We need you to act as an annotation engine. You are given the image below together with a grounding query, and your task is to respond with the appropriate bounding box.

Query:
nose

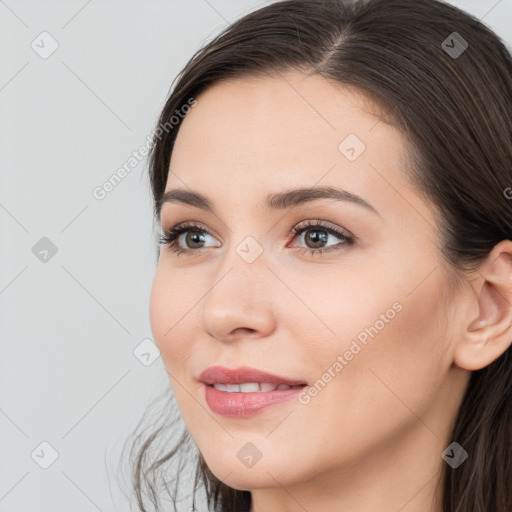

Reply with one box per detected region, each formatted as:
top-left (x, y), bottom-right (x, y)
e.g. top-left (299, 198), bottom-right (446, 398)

top-left (198, 248), bottom-right (277, 343)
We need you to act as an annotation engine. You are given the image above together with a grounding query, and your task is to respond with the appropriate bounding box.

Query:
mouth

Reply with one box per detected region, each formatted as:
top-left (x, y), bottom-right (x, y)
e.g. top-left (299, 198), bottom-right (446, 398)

top-left (208, 382), bottom-right (305, 393)
top-left (198, 365), bottom-right (307, 387)
top-left (202, 382), bottom-right (307, 417)
top-left (198, 366), bottom-right (308, 417)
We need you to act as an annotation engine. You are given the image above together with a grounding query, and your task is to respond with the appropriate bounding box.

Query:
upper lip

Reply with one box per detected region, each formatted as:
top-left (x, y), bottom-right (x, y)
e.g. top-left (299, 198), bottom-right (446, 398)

top-left (199, 365), bottom-right (307, 386)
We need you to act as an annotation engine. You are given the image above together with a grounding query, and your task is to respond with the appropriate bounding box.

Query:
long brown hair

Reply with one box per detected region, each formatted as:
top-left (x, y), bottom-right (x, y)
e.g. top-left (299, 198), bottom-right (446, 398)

top-left (120, 1), bottom-right (512, 510)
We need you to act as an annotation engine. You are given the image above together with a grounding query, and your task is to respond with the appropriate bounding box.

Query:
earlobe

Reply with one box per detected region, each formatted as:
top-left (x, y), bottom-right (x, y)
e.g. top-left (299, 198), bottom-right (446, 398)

top-left (454, 240), bottom-right (512, 371)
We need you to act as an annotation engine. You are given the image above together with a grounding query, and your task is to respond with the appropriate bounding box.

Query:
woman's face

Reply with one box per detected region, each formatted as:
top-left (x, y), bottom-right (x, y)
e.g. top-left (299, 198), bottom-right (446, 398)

top-left (149, 70), bottom-right (469, 494)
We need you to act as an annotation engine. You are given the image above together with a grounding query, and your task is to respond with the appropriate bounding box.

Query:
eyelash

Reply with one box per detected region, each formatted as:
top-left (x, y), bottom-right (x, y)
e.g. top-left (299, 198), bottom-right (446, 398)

top-left (158, 220), bottom-right (355, 257)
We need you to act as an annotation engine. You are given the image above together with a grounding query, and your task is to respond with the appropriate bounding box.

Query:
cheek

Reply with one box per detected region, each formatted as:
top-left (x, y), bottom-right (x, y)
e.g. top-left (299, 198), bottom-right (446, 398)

top-left (284, 273), bottom-right (450, 470)
top-left (149, 266), bottom-right (197, 369)
top-left (279, 261), bottom-right (405, 366)
top-left (319, 248), bottom-right (449, 369)
top-left (310, 267), bottom-right (450, 419)
top-left (292, 247), bottom-right (448, 389)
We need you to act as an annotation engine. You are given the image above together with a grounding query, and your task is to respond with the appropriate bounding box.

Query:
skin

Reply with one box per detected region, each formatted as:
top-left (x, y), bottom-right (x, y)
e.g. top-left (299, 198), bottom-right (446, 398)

top-left (149, 70), bottom-right (512, 512)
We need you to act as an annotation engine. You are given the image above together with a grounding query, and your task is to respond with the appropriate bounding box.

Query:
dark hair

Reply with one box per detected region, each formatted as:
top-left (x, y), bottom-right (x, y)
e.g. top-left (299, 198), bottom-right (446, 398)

top-left (121, 0), bottom-right (512, 510)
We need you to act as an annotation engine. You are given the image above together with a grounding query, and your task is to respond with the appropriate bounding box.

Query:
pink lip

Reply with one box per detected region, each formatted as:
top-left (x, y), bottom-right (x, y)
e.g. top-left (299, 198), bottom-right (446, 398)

top-left (199, 366), bottom-right (307, 417)
top-left (198, 365), bottom-right (307, 386)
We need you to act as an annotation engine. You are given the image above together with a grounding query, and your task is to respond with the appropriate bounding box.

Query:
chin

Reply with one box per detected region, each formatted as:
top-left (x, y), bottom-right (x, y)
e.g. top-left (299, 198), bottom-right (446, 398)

top-left (203, 451), bottom-right (305, 491)
top-left (213, 468), bottom-right (282, 491)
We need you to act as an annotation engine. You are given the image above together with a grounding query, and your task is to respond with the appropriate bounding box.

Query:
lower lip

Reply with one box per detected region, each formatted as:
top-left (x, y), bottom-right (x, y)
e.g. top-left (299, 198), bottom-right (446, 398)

top-left (203, 383), bottom-right (306, 417)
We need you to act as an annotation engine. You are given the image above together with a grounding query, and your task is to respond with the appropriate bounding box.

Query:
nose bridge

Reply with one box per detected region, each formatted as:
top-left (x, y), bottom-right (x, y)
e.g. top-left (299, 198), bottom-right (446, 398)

top-left (198, 235), bottom-right (275, 341)
top-left (211, 230), bottom-right (269, 295)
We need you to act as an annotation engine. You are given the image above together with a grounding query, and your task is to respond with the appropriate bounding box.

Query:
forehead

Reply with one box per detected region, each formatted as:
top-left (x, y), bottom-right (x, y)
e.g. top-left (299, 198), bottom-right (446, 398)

top-left (166, 70), bottom-right (427, 223)
top-left (173, 70), bottom-right (394, 158)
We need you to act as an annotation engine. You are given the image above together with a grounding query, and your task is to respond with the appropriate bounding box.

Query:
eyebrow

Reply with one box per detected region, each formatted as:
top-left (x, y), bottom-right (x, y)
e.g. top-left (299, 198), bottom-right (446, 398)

top-left (158, 186), bottom-right (380, 217)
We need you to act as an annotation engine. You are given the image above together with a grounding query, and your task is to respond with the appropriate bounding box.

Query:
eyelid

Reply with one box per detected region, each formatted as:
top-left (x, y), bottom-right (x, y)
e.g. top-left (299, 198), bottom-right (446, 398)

top-left (162, 220), bottom-right (219, 240)
top-left (287, 219), bottom-right (354, 240)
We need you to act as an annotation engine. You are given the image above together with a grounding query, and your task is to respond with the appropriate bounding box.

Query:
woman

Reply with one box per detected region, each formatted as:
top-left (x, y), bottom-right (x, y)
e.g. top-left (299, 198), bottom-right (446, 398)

top-left (123, 0), bottom-right (512, 510)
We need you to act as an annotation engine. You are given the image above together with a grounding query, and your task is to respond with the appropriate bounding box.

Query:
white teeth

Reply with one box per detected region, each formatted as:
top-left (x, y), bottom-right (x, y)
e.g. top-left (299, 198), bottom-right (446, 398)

top-left (260, 383), bottom-right (278, 392)
top-left (239, 383), bottom-right (261, 393)
top-left (211, 382), bottom-right (298, 393)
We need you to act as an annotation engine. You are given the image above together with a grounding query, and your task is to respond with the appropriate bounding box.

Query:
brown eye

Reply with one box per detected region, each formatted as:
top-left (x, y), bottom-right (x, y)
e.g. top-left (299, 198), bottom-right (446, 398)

top-left (303, 228), bottom-right (329, 249)
top-left (184, 231), bottom-right (207, 249)
top-left (289, 220), bottom-right (355, 256)
top-left (159, 222), bottom-right (221, 255)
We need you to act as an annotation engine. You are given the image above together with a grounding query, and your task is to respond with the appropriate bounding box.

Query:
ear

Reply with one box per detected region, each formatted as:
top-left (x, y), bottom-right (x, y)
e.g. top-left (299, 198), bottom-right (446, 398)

top-left (453, 240), bottom-right (512, 371)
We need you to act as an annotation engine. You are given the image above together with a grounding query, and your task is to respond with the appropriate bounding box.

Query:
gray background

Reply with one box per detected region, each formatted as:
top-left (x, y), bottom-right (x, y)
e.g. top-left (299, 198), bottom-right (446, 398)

top-left (1, 1), bottom-right (511, 511)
